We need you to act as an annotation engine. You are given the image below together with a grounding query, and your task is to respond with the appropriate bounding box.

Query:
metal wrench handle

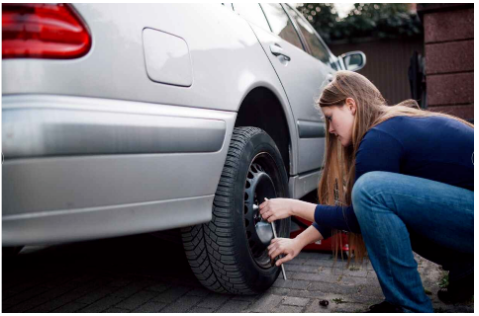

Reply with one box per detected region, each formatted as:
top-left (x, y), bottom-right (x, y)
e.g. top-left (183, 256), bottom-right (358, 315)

top-left (271, 220), bottom-right (287, 280)
top-left (253, 200), bottom-right (287, 280)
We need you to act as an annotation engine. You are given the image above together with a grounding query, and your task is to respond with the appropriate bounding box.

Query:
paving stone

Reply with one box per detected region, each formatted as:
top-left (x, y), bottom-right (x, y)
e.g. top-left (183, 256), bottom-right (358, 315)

top-left (269, 287), bottom-right (291, 296)
top-left (27, 278), bottom-right (114, 312)
top-left (344, 294), bottom-right (384, 305)
top-left (246, 294), bottom-right (283, 313)
top-left (26, 296), bottom-right (76, 313)
top-left (304, 299), bottom-right (333, 313)
top-left (358, 281), bottom-right (384, 297)
top-left (290, 272), bottom-right (340, 283)
top-left (215, 299), bottom-right (251, 313)
top-left (3, 289), bottom-right (19, 300)
top-left (102, 307), bottom-right (130, 313)
top-left (151, 286), bottom-right (191, 303)
top-left (2, 285), bottom-right (51, 310)
top-left (328, 266), bottom-right (369, 277)
top-left (272, 304), bottom-right (304, 313)
top-left (2, 234), bottom-right (473, 314)
top-left (52, 301), bottom-right (87, 313)
top-left (273, 279), bottom-right (310, 290)
top-left (305, 297), bottom-right (359, 312)
top-left (111, 279), bottom-right (156, 298)
top-left (282, 296), bottom-right (310, 306)
top-left (359, 287), bottom-right (385, 298)
top-left (232, 294), bottom-right (260, 302)
top-left (146, 282), bottom-right (170, 293)
top-left (76, 286), bottom-right (120, 304)
top-left (283, 263), bottom-right (321, 273)
top-left (187, 306), bottom-right (215, 313)
top-left (287, 258), bottom-right (309, 265)
top-left (132, 301), bottom-right (167, 312)
top-left (6, 279), bottom-right (83, 312)
top-left (196, 293), bottom-right (232, 309)
top-left (286, 289), bottom-right (329, 300)
top-left (305, 259), bottom-right (350, 269)
top-left (3, 277), bottom-right (47, 297)
top-left (107, 277), bottom-right (135, 288)
top-left (331, 302), bottom-right (369, 313)
top-left (308, 281), bottom-right (360, 295)
top-left (115, 290), bottom-right (158, 310)
top-left (186, 287), bottom-right (211, 297)
top-left (342, 275), bottom-right (375, 286)
top-left (161, 294), bottom-right (203, 313)
top-left (78, 294), bottom-right (126, 313)
top-left (287, 290), bottom-right (345, 302)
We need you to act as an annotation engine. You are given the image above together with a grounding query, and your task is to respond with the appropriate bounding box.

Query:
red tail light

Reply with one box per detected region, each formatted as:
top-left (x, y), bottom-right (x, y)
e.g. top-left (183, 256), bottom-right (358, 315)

top-left (2, 3), bottom-right (91, 59)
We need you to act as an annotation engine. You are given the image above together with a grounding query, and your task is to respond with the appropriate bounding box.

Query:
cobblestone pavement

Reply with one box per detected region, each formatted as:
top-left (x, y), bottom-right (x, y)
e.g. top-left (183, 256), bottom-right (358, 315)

top-left (3, 233), bottom-right (473, 313)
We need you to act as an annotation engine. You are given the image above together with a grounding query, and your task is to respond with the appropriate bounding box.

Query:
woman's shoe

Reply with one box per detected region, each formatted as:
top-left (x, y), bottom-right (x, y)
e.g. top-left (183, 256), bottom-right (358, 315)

top-left (437, 273), bottom-right (474, 304)
top-left (366, 300), bottom-right (404, 313)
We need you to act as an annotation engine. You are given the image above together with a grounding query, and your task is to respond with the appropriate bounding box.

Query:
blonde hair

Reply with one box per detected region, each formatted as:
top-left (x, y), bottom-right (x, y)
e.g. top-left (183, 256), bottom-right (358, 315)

top-left (316, 70), bottom-right (474, 265)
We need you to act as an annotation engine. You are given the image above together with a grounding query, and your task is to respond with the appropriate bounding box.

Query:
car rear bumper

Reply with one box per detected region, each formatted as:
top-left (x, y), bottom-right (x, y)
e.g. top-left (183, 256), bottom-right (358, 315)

top-left (3, 94), bottom-right (236, 246)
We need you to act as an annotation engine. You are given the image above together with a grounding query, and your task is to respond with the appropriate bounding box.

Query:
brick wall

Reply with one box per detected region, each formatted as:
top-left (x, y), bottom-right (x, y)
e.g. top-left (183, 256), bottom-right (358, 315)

top-left (417, 4), bottom-right (474, 121)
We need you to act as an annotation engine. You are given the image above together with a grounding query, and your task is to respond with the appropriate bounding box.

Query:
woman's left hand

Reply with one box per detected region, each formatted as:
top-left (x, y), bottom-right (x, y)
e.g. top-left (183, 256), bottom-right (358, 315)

top-left (259, 198), bottom-right (295, 223)
top-left (268, 237), bottom-right (301, 266)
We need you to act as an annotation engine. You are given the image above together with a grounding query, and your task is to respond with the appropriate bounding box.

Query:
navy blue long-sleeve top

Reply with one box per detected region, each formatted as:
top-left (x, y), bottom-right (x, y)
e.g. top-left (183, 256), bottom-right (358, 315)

top-left (312, 115), bottom-right (474, 239)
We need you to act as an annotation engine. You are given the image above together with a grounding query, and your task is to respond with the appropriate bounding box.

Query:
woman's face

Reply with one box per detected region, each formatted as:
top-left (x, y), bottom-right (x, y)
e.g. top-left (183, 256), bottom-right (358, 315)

top-left (321, 98), bottom-right (357, 147)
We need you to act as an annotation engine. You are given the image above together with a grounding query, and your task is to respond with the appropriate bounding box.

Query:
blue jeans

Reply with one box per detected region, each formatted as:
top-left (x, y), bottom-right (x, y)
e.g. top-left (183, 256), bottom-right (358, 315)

top-left (352, 171), bottom-right (474, 313)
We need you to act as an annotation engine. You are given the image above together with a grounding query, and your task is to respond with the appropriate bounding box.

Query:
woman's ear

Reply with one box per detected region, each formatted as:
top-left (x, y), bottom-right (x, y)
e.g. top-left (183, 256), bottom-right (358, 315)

top-left (346, 98), bottom-right (357, 115)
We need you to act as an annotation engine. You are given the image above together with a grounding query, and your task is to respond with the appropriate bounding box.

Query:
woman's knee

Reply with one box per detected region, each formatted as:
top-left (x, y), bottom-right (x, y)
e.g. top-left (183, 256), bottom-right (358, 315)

top-left (352, 171), bottom-right (389, 218)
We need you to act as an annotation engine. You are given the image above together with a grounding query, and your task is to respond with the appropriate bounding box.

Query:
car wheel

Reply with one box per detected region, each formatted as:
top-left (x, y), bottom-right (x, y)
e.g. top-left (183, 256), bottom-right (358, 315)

top-left (181, 127), bottom-right (290, 294)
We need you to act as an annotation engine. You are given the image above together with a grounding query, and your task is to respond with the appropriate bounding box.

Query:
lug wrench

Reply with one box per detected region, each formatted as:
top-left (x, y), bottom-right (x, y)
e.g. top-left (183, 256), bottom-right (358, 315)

top-left (253, 198), bottom-right (287, 280)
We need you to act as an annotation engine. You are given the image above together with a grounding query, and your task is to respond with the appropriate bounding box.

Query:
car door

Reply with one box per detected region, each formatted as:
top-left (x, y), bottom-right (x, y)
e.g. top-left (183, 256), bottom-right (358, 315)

top-left (246, 3), bottom-right (335, 175)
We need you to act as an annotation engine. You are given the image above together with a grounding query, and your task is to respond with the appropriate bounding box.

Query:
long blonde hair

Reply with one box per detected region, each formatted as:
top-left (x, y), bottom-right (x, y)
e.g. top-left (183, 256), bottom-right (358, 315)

top-left (316, 70), bottom-right (474, 264)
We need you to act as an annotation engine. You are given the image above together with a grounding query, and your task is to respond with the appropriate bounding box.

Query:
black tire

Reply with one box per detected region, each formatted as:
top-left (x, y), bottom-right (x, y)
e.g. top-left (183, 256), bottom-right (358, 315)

top-left (181, 127), bottom-right (290, 294)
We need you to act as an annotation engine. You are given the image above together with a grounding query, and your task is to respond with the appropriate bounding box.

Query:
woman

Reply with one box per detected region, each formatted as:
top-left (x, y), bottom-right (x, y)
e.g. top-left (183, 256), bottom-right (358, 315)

top-left (259, 70), bottom-right (473, 313)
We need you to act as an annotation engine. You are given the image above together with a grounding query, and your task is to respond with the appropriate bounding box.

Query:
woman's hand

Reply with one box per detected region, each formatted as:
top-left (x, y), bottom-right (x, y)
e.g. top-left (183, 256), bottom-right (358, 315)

top-left (268, 238), bottom-right (302, 266)
top-left (259, 198), bottom-right (296, 223)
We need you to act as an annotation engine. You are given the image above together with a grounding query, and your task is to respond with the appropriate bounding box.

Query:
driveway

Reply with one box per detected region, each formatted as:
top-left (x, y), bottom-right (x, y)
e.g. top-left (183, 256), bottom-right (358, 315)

top-left (2, 232), bottom-right (473, 312)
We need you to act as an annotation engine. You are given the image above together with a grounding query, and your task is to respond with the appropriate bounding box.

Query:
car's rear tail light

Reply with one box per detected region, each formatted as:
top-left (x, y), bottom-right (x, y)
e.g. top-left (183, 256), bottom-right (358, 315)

top-left (2, 3), bottom-right (91, 59)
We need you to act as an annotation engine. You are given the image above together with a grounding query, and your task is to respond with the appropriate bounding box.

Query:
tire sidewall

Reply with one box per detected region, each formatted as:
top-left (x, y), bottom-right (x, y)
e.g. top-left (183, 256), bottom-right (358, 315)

top-left (225, 129), bottom-right (290, 292)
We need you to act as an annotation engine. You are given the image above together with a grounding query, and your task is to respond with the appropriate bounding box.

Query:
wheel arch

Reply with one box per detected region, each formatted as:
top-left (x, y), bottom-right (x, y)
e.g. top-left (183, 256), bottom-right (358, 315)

top-left (234, 86), bottom-right (294, 177)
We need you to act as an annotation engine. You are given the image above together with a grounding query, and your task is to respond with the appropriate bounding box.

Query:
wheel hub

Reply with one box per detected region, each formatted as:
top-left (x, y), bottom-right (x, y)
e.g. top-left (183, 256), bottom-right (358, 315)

top-left (244, 162), bottom-right (278, 266)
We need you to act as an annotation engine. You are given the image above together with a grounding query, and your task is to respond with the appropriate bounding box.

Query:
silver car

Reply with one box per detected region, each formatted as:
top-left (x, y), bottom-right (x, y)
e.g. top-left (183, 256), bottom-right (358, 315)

top-left (2, 3), bottom-right (365, 294)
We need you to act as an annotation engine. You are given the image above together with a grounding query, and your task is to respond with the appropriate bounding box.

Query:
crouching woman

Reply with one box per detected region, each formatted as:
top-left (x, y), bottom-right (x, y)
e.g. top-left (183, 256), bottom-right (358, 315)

top-left (260, 70), bottom-right (474, 313)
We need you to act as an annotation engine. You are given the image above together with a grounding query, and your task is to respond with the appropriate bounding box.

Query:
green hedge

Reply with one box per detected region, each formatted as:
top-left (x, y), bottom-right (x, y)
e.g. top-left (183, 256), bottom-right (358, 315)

top-left (296, 3), bottom-right (423, 44)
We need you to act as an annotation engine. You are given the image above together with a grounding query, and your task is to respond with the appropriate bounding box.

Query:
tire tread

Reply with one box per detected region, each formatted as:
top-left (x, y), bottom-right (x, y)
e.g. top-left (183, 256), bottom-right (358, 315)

top-left (181, 127), bottom-right (271, 294)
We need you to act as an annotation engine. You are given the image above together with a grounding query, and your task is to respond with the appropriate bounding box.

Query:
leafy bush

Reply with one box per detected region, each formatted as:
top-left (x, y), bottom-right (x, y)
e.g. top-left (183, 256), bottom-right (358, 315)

top-left (296, 3), bottom-right (423, 44)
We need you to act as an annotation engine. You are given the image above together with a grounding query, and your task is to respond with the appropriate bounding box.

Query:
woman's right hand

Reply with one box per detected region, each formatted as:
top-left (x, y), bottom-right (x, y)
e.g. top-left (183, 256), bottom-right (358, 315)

top-left (268, 237), bottom-right (302, 266)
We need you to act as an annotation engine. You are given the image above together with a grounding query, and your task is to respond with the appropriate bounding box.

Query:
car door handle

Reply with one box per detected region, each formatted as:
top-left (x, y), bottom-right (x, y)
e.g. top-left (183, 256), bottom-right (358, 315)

top-left (327, 74), bottom-right (334, 82)
top-left (270, 44), bottom-right (291, 61)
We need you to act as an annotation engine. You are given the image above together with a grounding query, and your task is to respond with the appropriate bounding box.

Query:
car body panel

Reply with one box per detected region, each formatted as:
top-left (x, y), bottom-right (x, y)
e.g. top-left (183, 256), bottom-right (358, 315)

top-left (249, 6), bottom-right (330, 174)
top-left (2, 3), bottom-right (348, 246)
top-left (2, 95), bottom-right (237, 245)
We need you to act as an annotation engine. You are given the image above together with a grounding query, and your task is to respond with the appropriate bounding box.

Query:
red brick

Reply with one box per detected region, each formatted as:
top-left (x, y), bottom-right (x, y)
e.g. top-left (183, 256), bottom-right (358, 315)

top-left (425, 40), bottom-right (474, 74)
top-left (427, 72), bottom-right (474, 106)
top-left (428, 104), bottom-right (474, 121)
top-left (424, 8), bottom-right (474, 43)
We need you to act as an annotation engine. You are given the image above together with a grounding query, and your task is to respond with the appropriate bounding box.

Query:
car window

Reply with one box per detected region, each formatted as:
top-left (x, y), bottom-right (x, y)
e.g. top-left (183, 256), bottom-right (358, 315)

top-left (284, 4), bottom-right (331, 64)
top-left (330, 60), bottom-right (339, 71)
top-left (260, 3), bottom-right (304, 51)
top-left (233, 3), bottom-right (271, 32)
